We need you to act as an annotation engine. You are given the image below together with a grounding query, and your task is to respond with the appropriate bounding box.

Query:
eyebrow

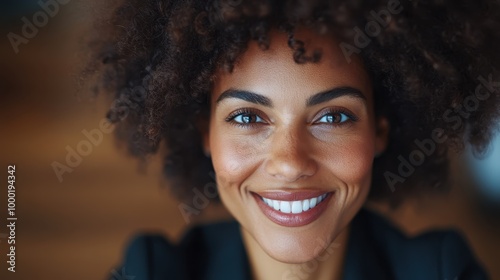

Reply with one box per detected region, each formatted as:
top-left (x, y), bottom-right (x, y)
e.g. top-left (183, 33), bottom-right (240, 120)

top-left (215, 86), bottom-right (366, 107)
top-left (306, 87), bottom-right (366, 106)
top-left (216, 89), bottom-right (273, 107)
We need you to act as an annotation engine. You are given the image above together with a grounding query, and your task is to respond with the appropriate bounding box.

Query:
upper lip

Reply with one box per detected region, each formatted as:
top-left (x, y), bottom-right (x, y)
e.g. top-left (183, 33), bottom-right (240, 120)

top-left (253, 190), bottom-right (331, 201)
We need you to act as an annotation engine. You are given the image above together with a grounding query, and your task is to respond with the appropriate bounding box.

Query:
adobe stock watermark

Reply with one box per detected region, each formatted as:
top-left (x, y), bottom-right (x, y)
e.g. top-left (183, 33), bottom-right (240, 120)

top-left (51, 120), bottom-right (115, 182)
top-left (282, 238), bottom-right (341, 280)
top-left (110, 267), bottom-right (135, 280)
top-left (51, 73), bottom-right (149, 183)
top-left (7, 0), bottom-right (71, 54)
top-left (339, 0), bottom-right (407, 63)
top-left (384, 74), bottom-right (500, 192)
top-left (178, 171), bottom-right (219, 224)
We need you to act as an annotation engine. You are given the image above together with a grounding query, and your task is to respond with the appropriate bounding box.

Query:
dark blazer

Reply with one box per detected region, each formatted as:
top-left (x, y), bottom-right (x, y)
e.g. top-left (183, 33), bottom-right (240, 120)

top-left (110, 209), bottom-right (488, 280)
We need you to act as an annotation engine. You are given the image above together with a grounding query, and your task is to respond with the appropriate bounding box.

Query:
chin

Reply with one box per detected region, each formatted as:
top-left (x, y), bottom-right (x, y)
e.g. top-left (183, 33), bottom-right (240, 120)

top-left (244, 198), bottom-right (347, 264)
top-left (258, 227), bottom-right (340, 263)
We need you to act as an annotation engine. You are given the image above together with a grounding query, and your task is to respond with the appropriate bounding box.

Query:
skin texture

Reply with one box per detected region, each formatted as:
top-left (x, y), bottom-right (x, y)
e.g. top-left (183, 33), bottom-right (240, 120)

top-left (97, 0), bottom-right (500, 209)
top-left (204, 29), bottom-right (388, 278)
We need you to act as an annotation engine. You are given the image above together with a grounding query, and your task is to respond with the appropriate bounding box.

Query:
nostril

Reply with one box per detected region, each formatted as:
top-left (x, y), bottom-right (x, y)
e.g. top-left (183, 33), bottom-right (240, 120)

top-left (264, 155), bottom-right (316, 182)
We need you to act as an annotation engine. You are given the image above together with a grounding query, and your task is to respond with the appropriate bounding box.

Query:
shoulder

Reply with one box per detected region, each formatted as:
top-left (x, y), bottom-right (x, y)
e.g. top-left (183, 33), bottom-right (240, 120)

top-left (358, 209), bottom-right (489, 280)
top-left (119, 232), bottom-right (179, 279)
top-left (110, 220), bottom-right (248, 280)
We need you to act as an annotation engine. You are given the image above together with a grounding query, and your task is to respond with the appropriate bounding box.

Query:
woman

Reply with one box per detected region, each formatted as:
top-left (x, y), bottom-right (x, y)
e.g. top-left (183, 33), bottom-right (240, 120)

top-left (89, 0), bottom-right (500, 279)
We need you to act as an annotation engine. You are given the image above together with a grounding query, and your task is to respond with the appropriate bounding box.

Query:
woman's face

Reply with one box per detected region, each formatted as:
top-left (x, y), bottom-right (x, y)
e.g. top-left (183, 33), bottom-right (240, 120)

top-left (206, 29), bottom-right (387, 263)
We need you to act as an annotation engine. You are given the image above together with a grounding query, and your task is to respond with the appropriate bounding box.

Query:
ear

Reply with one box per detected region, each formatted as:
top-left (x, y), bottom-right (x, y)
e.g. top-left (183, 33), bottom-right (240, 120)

top-left (374, 116), bottom-right (390, 157)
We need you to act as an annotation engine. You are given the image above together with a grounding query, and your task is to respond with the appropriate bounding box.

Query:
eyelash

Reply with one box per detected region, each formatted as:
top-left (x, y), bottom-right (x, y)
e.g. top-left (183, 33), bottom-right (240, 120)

top-left (225, 107), bottom-right (358, 128)
top-left (314, 108), bottom-right (359, 125)
top-left (225, 108), bottom-right (265, 128)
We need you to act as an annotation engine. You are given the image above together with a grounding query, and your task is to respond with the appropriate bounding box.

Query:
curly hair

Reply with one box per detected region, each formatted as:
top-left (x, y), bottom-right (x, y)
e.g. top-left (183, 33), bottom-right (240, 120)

top-left (85, 0), bottom-right (500, 205)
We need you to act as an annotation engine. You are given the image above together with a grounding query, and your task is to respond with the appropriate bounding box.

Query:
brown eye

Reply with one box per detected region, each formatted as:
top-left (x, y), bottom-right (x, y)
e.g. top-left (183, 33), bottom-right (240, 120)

top-left (316, 112), bottom-right (351, 124)
top-left (226, 108), bottom-right (266, 126)
top-left (242, 115), bottom-right (251, 123)
top-left (235, 113), bottom-right (262, 124)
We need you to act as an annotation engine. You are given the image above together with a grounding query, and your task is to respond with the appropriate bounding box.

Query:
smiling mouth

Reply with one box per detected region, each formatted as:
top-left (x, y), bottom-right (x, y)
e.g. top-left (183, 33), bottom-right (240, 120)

top-left (252, 191), bottom-right (333, 227)
top-left (261, 193), bottom-right (328, 214)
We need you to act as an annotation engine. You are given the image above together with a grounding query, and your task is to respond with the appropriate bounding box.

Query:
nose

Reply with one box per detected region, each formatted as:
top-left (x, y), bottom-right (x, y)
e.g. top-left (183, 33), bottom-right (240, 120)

top-left (264, 126), bottom-right (317, 182)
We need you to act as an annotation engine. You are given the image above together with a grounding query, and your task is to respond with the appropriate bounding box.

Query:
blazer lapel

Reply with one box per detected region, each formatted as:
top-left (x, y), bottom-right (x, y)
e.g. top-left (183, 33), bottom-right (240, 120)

top-left (342, 209), bottom-right (394, 280)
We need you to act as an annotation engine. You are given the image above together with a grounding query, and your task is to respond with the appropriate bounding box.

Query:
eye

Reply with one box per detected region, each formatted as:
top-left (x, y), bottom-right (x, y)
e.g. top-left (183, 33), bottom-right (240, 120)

top-left (233, 113), bottom-right (264, 124)
top-left (226, 108), bottom-right (266, 127)
top-left (314, 109), bottom-right (357, 125)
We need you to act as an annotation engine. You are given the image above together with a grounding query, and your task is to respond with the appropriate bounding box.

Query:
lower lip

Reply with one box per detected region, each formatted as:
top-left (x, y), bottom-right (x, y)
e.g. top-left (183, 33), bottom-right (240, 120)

top-left (253, 192), bottom-right (333, 227)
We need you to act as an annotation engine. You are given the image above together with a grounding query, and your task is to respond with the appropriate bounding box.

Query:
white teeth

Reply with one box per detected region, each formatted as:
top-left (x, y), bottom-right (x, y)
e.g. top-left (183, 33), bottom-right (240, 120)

top-left (310, 197), bottom-right (317, 208)
top-left (273, 200), bottom-right (280, 210)
top-left (265, 198), bottom-right (272, 207)
top-left (261, 193), bottom-right (328, 214)
top-left (280, 201), bottom-right (291, 213)
top-left (291, 201), bottom-right (302, 214)
top-left (302, 199), bottom-right (310, 212)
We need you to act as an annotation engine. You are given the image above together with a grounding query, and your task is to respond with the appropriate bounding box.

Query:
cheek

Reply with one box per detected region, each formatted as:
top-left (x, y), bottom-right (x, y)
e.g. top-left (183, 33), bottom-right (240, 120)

top-left (209, 129), bottom-right (262, 189)
top-left (322, 132), bottom-right (375, 187)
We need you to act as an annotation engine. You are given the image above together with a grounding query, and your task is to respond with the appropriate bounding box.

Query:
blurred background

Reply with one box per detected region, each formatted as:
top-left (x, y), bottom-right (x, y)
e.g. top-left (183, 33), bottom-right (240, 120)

top-left (0, 1), bottom-right (499, 279)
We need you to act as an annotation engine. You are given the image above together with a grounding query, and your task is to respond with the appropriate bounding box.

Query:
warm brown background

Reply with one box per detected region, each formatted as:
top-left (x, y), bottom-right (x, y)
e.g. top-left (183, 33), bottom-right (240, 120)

top-left (0, 1), bottom-right (499, 280)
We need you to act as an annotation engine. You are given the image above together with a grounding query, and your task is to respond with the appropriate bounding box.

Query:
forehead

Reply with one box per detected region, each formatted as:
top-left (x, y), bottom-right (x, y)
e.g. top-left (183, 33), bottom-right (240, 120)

top-left (212, 28), bottom-right (373, 102)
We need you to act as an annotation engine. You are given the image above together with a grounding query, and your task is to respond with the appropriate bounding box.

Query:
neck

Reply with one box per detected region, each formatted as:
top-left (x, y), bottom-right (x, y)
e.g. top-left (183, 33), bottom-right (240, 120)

top-left (241, 226), bottom-right (350, 280)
